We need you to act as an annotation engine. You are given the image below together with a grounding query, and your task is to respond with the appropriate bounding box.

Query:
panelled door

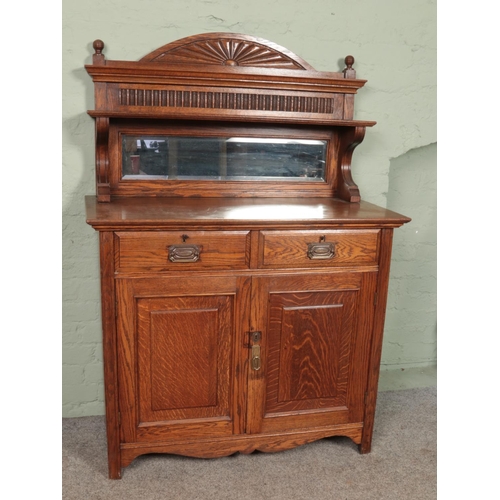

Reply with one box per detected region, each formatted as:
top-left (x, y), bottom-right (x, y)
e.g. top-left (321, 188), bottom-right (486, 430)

top-left (246, 271), bottom-right (378, 434)
top-left (116, 271), bottom-right (377, 443)
top-left (116, 275), bottom-right (251, 444)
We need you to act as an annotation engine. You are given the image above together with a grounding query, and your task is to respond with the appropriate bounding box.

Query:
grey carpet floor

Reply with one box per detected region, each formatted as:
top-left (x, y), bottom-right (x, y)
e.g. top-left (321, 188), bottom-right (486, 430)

top-left (62, 387), bottom-right (436, 500)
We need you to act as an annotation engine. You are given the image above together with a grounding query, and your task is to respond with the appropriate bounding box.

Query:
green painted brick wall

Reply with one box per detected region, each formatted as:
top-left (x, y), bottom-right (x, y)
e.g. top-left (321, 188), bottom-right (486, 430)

top-left (62, 0), bottom-right (436, 416)
top-left (385, 144), bottom-right (437, 369)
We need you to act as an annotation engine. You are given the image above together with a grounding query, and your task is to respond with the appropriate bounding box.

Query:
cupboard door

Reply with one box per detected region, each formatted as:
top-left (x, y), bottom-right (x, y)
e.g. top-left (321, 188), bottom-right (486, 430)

top-left (247, 272), bottom-right (377, 434)
top-left (117, 275), bottom-right (250, 443)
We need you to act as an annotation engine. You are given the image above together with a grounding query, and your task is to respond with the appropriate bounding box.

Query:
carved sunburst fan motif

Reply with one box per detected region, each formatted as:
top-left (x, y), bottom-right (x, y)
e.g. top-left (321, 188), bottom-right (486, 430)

top-left (142, 37), bottom-right (311, 70)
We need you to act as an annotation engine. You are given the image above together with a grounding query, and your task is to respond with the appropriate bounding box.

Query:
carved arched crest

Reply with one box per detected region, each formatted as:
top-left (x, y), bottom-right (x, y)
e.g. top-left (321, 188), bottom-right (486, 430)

top-left (139, 33), bottom-right (315, 70)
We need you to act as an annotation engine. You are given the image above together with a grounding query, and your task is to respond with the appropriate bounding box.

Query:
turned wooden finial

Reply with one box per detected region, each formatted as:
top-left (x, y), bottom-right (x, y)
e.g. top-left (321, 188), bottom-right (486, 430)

top-left (92, 39), bottom-right (106, 65)
top-left (93, 39), bottom-right (104, 54)
top-left (343, 55), bottom-right (356, 78)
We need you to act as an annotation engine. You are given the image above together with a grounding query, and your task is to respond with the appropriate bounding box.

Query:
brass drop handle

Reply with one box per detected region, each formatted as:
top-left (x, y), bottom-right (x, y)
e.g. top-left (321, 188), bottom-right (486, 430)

top-left (168, 234), bottom-right (201, 263)
top-left (307, 235), bottom-right (335, 260)
top-left (168, 244), bottom-right (201, 262)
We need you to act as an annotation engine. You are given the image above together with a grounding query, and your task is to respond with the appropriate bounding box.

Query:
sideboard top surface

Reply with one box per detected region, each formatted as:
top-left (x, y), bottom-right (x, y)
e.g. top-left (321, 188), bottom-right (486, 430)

top-left (85, 196), bottom-right (410, 230)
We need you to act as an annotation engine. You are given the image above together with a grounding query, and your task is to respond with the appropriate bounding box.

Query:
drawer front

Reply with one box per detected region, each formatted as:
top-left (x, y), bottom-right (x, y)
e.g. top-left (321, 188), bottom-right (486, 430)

top-left (259, 229), bottom-right (379, 268)
top-left (116, 231), bottom-right (250, 272)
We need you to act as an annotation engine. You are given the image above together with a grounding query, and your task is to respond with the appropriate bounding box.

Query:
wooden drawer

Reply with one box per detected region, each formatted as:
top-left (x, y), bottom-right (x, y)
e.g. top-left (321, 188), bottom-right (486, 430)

top-left (115, 231), bottom-right (250, 272)
top-left (259, 229), bottom-right (379, 268)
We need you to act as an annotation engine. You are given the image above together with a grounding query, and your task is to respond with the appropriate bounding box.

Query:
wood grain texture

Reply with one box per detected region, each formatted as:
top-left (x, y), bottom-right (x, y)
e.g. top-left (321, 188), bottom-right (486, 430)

top-left (116, 87), bottom-right (343, 116)
top-left (86, 197), bottom-right (411, 231)
top-left (139, 33), bottom-right (316, 70)
top-left (85, 33), bottom-right (375, 202)
top-left (232, 276), bottom-right (252, 435)
top-left (346, 271), bottom-right (378, 423)
top-left (95, 117), bottom-right (110, 202)
top-left (275, 299), bottom-right (348, 403)
top-left (116, 276), bottom-right (246, 445)
top-left (343, 94), bottom-right (355, 120)
top-left (120, 423), bottom-right (363, 469)
top-left (98, 232), bottom-right (121, 479)
top-left (137, 296), bottom-right (229, 419)
top-left (260, 229), bottom-right (379, 268)
top-left (149, 307), bottom-right (219, 410)
top-left (84, 33), bottom-right (411, 480)
top-left (336, 126), bottom-right (365, 202)
top-left (97, 225), bottom-right (403, 477)
top-left (247, 273), bottom-right (373, 435)
top-left (360, 228), bottom-right (394, 453)
top-left (115, 279), bottom-right (138, 445)
top-left (89, 203), bottom-right (408, 477)
top-left (90, 109), bottom-right (375, 127)
top-left (115, 230), bottom-right (250, 272)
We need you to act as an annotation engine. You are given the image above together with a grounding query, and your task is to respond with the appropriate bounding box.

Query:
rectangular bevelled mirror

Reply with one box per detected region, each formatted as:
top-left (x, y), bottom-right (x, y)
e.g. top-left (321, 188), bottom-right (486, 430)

top-left (122, 136), bottom-right (327, 181)
top-left (109, 120), bottom-right (338, 198)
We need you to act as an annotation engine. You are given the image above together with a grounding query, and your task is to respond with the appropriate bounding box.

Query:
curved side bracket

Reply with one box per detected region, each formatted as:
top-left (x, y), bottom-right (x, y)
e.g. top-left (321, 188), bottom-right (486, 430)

top-left (336, 126), bottom-right (366, 203)
top-left (95, 116), bottom-right (110, 202)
